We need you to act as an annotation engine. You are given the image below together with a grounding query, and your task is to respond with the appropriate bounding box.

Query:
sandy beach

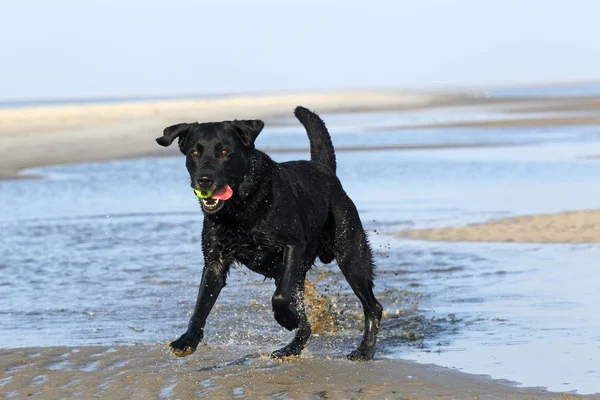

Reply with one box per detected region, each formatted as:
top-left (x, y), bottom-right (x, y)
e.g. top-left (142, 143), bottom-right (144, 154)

top-left (0, 345), bottom-right (587, 399)
top-left (396, 113), bottom-right (600, 130)
top-left (3, 89), bottom-right (600, 179)
top-left (367, 94), bottom-right (600, 130)
top-left (399, 210), bottom-right (600, 243)
top-left (0, 90), bottom-right (466, 179)
top-left (2, 88), bottom-right (600, 398)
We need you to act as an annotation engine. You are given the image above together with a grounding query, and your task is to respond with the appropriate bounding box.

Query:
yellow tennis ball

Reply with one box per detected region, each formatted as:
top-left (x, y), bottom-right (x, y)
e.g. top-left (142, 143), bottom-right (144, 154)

top-left (193, 189), bottom-right (213, 199)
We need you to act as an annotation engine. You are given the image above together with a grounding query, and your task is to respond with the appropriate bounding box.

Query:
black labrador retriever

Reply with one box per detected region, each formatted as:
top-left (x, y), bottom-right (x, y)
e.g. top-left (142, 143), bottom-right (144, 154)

top-left (156, 106), bottom-right (383, 360)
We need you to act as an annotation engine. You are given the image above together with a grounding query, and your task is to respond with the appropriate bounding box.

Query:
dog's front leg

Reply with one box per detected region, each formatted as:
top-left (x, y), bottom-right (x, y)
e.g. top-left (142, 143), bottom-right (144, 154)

top-left (272, 243), bottom-right (304, 331)
top-left (170, 263), bottom-right (229, 357)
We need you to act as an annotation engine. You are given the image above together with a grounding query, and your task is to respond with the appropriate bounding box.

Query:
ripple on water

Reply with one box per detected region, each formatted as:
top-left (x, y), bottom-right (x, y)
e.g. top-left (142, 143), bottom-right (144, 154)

top-left (31, 375), bottom-right (49, 386)
top-left (47, 359), bottom-right (71, 371)
top-left (79, 360), bottom-right (99, 372)
top-left (159, 376), bottom-right (177, 399)
top-left (426, 265), bottom-right (465, 273)
top-left (106, 360), bottom-right (130, 370)
top-left (5, 364), bottom-right (27, 374)
top-left (0, 376), bottom-right (13, 387)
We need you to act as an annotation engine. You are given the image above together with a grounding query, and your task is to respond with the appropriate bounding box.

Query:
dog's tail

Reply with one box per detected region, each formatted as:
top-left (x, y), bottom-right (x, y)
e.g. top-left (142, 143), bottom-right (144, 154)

top-left (294, 106), bottom-right (337, 174)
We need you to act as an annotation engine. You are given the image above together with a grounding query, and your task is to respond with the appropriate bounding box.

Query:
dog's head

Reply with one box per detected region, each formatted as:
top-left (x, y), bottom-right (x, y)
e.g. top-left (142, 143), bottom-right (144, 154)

top-left (156, 119), bottom-right (264, 214)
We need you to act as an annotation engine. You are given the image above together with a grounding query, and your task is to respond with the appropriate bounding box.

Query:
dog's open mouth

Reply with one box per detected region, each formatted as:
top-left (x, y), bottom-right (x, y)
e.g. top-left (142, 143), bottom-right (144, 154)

top-left (201, 197), bottom-right (223, 212)
top-left (193, 184), bottom-right (233, 214)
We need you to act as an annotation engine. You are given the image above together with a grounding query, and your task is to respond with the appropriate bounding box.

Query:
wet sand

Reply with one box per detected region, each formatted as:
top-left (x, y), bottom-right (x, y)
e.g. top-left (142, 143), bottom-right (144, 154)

top-left (367, 94), bottom-right (600, 130)
top-left (0, 345), bottom-right (586, 399)
top-left (398, 210), bottom-right (600, 243)
top-left (397, 113), bottom-right (600, 130)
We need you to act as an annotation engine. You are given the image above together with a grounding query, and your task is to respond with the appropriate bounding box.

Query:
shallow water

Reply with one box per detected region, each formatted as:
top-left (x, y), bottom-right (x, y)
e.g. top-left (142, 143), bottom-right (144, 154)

top-left (1, 110), bottom-right (600, 394)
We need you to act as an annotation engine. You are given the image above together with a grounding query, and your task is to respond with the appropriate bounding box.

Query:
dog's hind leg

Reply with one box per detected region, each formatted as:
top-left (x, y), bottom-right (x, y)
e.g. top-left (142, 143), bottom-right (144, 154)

top-left (331, 193), bottom-right (383, 361)
top-left (271, 274), bottom-right (311, 358)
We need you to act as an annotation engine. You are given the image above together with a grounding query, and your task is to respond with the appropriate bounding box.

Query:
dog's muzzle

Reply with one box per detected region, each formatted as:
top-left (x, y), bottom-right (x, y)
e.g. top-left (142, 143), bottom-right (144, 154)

top-left (201, 197), bottom-right (223, 212)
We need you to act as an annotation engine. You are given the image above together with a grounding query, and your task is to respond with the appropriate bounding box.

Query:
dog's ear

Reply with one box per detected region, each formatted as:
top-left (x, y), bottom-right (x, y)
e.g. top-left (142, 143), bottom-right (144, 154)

top-left (232, 120), bottom-right (264, 148)
top-left (156, 123), bottom-right (193, 151)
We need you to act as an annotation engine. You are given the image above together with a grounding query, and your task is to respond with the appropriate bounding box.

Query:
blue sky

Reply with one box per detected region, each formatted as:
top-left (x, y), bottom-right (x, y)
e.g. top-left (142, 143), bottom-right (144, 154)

top-left (1, 0), bottom-right (599, 100)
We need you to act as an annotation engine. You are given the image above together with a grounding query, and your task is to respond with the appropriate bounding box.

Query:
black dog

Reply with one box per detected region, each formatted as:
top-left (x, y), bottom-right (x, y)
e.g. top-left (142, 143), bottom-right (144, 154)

top-left (156, 106), bottom-right (382, 360)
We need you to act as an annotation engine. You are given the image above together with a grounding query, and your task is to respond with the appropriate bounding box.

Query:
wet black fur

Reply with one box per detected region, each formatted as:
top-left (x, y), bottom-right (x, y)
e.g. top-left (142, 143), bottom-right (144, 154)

top-left (156, 106), bottom-right (383, 360)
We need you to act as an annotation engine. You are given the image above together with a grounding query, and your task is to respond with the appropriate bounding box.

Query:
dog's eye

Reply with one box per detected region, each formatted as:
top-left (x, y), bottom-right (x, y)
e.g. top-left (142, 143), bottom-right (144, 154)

top-left (191, 150), bottom-right (198, 157)
top-left (221, 149), bottom-right (230, 157)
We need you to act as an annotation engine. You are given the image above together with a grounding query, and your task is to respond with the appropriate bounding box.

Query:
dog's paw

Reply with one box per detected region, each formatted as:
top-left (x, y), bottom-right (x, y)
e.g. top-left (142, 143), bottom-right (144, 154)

top-left (270, 343), bottom-right (303, 359)
top-left (346, 346), bottom-right (375, 361)
top-left (169, 331), bottom-right (201, 357)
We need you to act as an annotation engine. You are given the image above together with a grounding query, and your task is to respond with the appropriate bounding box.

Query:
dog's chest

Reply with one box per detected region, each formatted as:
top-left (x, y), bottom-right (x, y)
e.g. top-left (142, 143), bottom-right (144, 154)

top-left (219, 228), bottom-right (283, 277)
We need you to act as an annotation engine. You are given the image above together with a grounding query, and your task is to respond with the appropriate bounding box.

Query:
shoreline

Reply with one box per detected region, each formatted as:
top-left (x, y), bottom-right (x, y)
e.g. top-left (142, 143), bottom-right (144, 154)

top-left (0, 344), bottom-right (590, 399)
top-left (3, 141), bottom-right (522, 181)
top-left (4, 88), bottom-right (600, 181)
top-left (0, 89), bottom-right (470, 180)
top-left (398, 209), bottom-right (600, 243)
top-left (386, 113), bottom-right (600, 130)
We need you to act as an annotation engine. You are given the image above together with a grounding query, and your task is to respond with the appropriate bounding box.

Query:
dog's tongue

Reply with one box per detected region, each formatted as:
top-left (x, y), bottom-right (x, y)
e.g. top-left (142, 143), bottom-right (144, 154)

top-left (212, 185), bottom-right (233, 201)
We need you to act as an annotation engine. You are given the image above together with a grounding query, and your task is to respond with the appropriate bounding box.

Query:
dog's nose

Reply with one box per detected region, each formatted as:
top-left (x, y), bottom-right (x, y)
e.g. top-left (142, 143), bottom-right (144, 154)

top-left (197, 176), bottom-right (214, 188)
